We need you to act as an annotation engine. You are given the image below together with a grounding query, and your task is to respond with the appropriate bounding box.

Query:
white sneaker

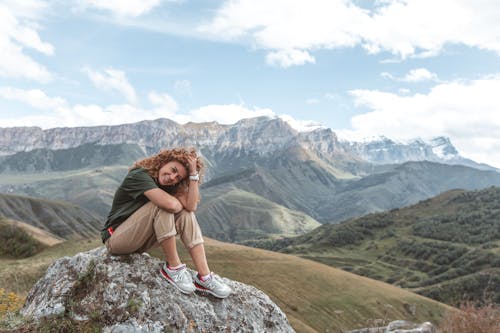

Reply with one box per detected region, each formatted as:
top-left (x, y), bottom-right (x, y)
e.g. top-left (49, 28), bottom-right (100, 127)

top-left (194, 273), bottom-right (232, 299)
top-left (160, 263), bottom-right (195, 294)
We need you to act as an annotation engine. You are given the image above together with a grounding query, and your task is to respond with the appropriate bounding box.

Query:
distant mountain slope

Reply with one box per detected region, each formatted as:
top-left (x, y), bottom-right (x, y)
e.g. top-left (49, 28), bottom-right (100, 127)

top-left (197, 187), bottom-right (321, 242)
top-left (201, 159), bottom-right (500, 225)
top-left (0, 143), bottom-right (146, 172)
top-left (251, 186), bottom-right (500, 305)
top-left (201, 157), bottom-right (342, 223)
top-left (324, 161), bottom-right (500, 223)
top-left (2, 218), bottom-right (63, 246)
top-left (0, 217), bottom-right (48, 258)
top-left (0, 193), bottom-right (101, 239)
top-left (0, 166), bottom-right (129, 218)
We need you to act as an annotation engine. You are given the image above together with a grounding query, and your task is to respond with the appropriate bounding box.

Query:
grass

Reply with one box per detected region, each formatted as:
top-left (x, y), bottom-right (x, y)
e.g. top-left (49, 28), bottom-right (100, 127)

top-left (439, 301), bottom-right (500, 333)
top-left (0, 237), bottom-right (451, 332)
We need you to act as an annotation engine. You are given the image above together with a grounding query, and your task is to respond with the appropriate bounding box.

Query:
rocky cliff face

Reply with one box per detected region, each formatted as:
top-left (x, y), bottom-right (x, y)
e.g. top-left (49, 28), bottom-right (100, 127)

top-left (0, 116), bottom-right (482, 172)
top-left (21, 247), bottom-right (295, 332)
top-left (344, 135), bottom-right (495, 171)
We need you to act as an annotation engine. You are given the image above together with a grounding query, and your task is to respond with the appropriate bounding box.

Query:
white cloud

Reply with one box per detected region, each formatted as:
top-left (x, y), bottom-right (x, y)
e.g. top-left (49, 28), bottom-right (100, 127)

top-left (201, 0), bottom-right (500, 66)
top-left (0, 101), bottom-right (176, 129)
top-left (199, 0), bottom-right (367, 66)
top-left (78, 0), bottom-right (163, 17)
top-left (0, 87), bottom-right (66, 110)
top-left (84, 68), bottom-right (138, 104)
top-left (404, 68), bottom-right (438, 82)
top-left (183, 104), bottom-right (275, 124)
top-left (0, 88), bottom-right (281, 131)
top-left (148, 91), bottom-right (178, 116)
top-left (266, 49), bottom-right (315, 67)
top-left (363, 0), bottom-right (500, 58)
top-left (337, 76), bottom-right (500, 168)
top-left (0, 87), bottom-right (176, 128)
top-left (279, 114), bottom-right (324, 132)
top-left (382, 68), bottom-right (438, 82)
top-left (0, 4), bottom-right (53, 81)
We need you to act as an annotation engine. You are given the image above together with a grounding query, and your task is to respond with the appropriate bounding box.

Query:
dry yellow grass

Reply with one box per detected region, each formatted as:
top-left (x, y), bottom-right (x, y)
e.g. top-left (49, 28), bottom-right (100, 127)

top-left (439, 301), bottom-right (500, 333)
top-left (1, 237), bottom-right (451, 332)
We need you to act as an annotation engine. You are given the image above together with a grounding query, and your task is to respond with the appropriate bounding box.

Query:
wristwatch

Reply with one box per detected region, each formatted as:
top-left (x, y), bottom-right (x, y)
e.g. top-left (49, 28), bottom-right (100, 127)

top-left (189, 173), bottom-right (200, 181)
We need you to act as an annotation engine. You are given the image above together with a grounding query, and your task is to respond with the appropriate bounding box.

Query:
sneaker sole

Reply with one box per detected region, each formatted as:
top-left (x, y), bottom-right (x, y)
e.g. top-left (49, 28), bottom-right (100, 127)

top-left (160, 268), bottom-right (195, 294)
top-left (194, 282), bottom-right (230, 299)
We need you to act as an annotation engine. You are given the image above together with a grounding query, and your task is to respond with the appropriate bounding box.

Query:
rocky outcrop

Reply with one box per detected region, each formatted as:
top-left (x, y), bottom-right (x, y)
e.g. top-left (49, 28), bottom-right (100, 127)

top-left (21, 247), bottom-right (295, 332)
top-left (347, 320), bottom-right (438, 333)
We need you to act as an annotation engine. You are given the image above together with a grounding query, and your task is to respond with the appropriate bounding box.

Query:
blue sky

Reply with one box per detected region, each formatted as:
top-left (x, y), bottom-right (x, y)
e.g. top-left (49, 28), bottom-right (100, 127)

top-left (0, 0), bottom-right (500, 167)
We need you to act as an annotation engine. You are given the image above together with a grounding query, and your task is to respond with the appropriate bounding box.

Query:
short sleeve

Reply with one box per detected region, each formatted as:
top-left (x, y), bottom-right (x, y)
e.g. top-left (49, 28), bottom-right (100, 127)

top-left (121, 168), bottom-right (158, 199)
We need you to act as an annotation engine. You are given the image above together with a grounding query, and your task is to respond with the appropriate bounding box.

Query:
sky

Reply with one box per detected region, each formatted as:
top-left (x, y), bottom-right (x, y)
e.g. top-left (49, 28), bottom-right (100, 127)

top-left (0, 0), bottom-right (499, 168)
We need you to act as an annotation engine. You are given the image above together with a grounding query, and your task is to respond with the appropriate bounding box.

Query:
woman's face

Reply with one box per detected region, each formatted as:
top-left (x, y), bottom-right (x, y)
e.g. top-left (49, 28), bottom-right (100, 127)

top-left (158, 161), bottom-right (188, 186)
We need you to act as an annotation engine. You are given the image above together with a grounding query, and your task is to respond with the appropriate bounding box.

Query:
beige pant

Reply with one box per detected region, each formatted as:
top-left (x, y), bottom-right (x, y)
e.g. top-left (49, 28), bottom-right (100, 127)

top-left (106, 201), bottom-right (204, 255)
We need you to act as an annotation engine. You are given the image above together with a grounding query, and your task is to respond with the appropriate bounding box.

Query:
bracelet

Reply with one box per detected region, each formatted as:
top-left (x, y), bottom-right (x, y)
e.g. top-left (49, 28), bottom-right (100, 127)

top-left (189, 173), bottom-right (199, 181)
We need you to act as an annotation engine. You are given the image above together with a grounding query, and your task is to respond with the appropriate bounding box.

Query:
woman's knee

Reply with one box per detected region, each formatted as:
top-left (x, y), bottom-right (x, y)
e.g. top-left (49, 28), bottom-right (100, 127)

top-left (153, 208), bottom-right (176, 235)
top-left (175, 209), bottom-right (196, 222)
top-left (175, 209), bottom-right (199, 232)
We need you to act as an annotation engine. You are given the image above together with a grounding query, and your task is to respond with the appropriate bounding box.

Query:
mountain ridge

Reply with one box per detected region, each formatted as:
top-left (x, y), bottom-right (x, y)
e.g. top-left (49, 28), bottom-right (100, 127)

top-left (1, 116), bottom-right (494, 172)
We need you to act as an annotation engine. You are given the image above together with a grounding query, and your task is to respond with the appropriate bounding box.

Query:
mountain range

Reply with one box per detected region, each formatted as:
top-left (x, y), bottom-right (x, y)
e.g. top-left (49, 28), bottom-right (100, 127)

top-left (1, 116), bottom-right (500, 243)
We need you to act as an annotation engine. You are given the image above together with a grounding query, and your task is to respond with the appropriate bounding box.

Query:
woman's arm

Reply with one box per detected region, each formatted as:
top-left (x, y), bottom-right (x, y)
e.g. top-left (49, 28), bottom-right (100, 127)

top-left (175, 182), bottom-right (199, 212)
top-left (176, 154), bottom-right (200, 212)
top-left (144, 188), bottom-right (183, 213)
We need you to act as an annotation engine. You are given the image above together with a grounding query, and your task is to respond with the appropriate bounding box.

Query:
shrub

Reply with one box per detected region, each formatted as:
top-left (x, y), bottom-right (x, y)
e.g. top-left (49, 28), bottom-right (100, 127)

top-left (0, 288), bottom-right (24, 317)
top-left (0, 220), bottom-right (45, 258)
top-left (440, 301), bottom-right (499, 333)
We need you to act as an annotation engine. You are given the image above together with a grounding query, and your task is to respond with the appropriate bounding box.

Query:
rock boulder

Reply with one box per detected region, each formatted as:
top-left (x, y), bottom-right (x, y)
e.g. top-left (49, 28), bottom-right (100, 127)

top-left (346, 320), bottom-right (438, 333)
top-left (21, 247), bottom-right (294, 332)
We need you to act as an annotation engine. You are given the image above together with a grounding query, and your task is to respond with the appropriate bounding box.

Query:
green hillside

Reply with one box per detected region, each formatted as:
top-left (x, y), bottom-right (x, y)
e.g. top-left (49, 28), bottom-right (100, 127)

top-left (0, 217), bottom-right (46, 258)
top-left (251, 187), bottom-right (500, 305)
top-left (201, 159), bottom-right (500, 225)
top-left (0, 193), bottom-right (101, 239)
top-left (0, 143), bottom-right (146, 172)
top-left (0, 166), bottom-right (128, 218)
top-left (0, 237), bottom-right (451, 332)
top-left (197, 187), bottom-right (321, 242)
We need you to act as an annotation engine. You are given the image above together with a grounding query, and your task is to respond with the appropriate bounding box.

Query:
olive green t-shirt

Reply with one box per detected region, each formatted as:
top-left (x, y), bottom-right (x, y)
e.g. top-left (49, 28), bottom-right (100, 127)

top-left (102, 167), bottom-right (174, 241)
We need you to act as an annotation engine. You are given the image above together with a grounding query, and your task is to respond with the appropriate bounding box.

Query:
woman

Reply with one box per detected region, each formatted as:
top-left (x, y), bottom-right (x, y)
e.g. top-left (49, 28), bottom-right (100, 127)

top-left (101, 147), bottom-right (231, 298)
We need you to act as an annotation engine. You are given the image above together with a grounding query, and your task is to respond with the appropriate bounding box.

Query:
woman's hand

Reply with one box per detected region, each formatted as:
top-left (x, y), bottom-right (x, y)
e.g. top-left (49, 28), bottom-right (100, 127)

top-left (181, 153), bottom-right (200, 211)
top-left (187, 155), bottom-right (198, 175)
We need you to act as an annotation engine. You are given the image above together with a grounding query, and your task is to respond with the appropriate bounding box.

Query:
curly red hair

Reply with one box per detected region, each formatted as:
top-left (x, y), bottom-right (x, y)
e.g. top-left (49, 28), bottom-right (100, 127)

top-left (131, 148), bottom-right (204, 185)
